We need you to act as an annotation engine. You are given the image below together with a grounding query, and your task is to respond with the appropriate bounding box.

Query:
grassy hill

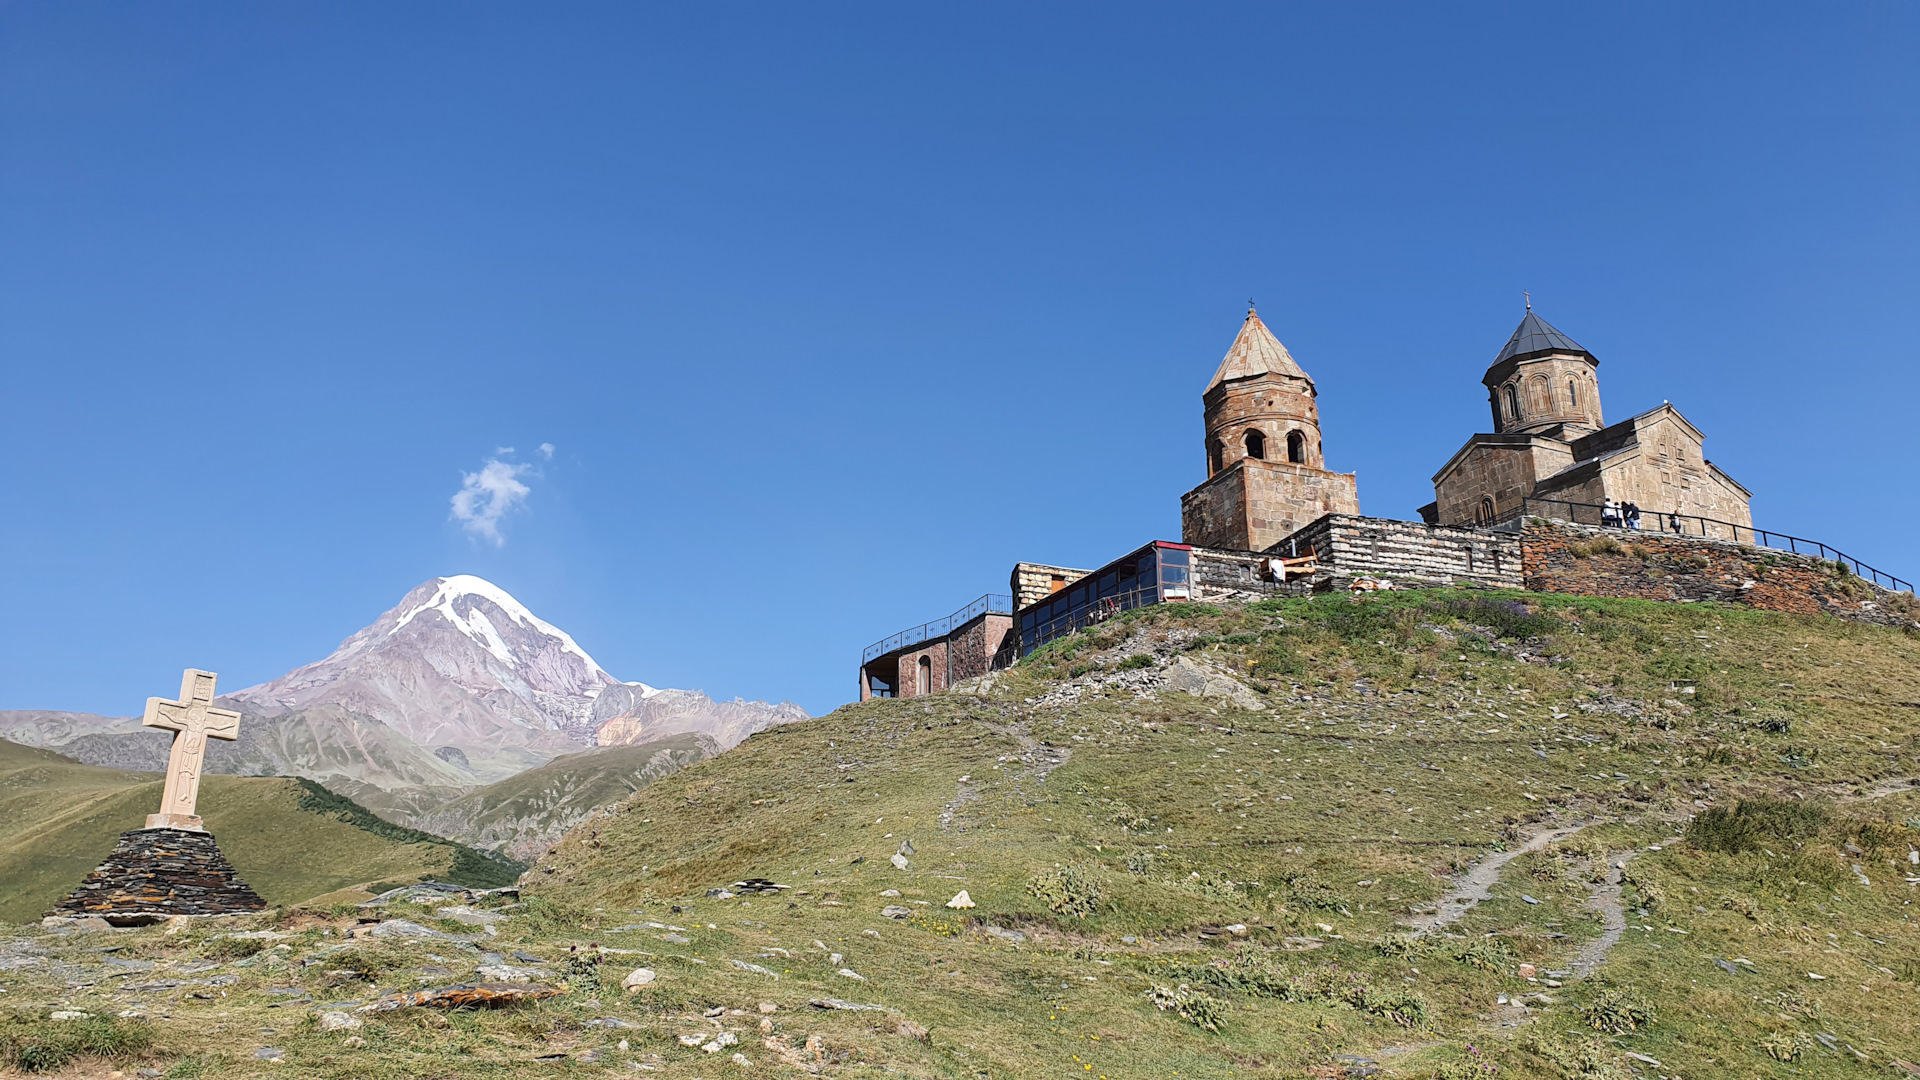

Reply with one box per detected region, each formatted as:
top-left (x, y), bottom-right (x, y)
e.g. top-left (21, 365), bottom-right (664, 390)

top-left (3, 590), bottom-right (1917, 1078)
top-left (0, 740), bottom-right (521, 922)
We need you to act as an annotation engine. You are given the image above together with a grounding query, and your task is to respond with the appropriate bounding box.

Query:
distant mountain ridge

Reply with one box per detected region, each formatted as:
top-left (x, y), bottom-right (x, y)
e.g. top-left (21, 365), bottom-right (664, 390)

top-left (0, 575), bottom-right (805, 855)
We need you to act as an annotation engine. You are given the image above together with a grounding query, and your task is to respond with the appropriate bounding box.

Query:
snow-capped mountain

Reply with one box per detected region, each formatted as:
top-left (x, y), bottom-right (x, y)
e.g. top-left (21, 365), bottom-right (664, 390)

top-left (218, 575), bottom-right (802, 783)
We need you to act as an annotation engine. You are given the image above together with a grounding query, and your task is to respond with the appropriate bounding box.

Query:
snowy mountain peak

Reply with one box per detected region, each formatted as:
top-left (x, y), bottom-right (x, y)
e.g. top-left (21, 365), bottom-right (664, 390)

top-left (390, 575), bottom-right (609, 680)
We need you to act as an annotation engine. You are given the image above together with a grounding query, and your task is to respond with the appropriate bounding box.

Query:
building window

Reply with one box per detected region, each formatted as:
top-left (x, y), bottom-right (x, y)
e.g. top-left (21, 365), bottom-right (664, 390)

top-left (916, 655), bottom-right (932, 695)
top-left (1504, 383), bottom-right (1520, 422)
top-left (1208, 439), bottom-right (1224, 475)
top-left (1531, 374), bottom-right (1552, 414)
top-left (1477, 496), bottom-right (1495, 524)
top-left (1049, 574), bottom-right (1067, 593)
top-left (1244, 429), bottom-right (1266, 460)
top-left (1287, 430), bottom-right (1307, 463)
top-left (1567, 377), bottom-right (1579, 408)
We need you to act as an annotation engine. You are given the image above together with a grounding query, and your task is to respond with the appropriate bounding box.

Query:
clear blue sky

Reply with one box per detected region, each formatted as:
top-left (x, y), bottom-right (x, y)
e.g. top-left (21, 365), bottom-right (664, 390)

top-left (3, 4), bottom-right (1915, 719)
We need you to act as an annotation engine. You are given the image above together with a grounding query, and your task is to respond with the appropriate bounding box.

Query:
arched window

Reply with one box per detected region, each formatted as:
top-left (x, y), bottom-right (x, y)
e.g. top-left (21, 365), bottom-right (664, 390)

top-left (1208, 439), bottom-right (1224, 476)
top-left (1531, 374), bottom-right (1552, 414)
top-left (1243, 429), bottom-right (1266, 460)
top-left (916, 655), bottom-right (932, 696)
top-left (1504, 383), bottom-right (1521, 422)
top-left (1567, 377), bottom-right (1579, 409)
top-left (1287, 430), bottom-right (1307, 464)
top-left (1477, 496), bottom-right (1496, 524)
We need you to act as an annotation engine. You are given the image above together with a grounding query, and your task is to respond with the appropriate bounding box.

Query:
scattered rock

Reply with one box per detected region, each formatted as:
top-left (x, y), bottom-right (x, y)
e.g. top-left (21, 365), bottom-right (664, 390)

top-left (342, 1036), bottom-right (366, 1049)
top-left (758, 1002), bottom-right (778, 1013)
top-left (49, 1010), bottom-right (91, 1021)
top-left (981, 926), bottom-right (1026, 943)
top-left (362, 981), bottom-right (562, 1011)
top-left (317, 1011), bottom-right (362, 1032)
top-left (878, 889), bottom-right (901, 898)
top-left (255, 1047), bottom-right (284, 1062)
top-left (731, 879), bottom-right (790, 894)
top-left (880, 906), bottom-right (913, 920)
top-left (622, 968), bottom-right (657, 990)
top-left (707, 888), bottom-right (737, 899)
top-left (946, 891), bottom-right (975, 910)
top-left (1161, 657), bottom-right (1266, 711)
top-left (730, 1051), bottom-right (751, 1066)
top-left (837, 968), bottom-right (867, 981)
top-left (476, 964), bottom-right (548, 981)
top-left (728, 959), bottom-right (778, 978)
top-left (702, 1032), bottom-right (739, 1054)
top-left (890, 853), bottom-right (909, 870)
top-left (1224, 924), bottom-right (1249, 938)
top-left (896, 839), bottom-right (916, 857)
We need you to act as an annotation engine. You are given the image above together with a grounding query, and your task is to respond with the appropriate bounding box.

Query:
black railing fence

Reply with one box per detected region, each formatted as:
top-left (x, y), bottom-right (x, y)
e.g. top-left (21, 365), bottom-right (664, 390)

top-left (862, 593), bottom-right (1015, 666)
top-left (1487, 498), bottom-right (1911, 594)
top-left (1017, 582), bottom-right (1162, 655)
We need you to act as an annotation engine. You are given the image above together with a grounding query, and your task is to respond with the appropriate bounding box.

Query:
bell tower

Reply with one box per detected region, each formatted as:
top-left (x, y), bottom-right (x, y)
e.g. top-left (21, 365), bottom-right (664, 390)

top-left (1180, 305), bottom-right (1360, 551)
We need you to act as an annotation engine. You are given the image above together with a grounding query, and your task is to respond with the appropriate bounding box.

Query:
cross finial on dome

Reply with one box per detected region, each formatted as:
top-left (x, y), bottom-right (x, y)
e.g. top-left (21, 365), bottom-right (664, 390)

top-left (1248, 298), bottom-right (1257, 318)
top-left (1524, 289), bottom-right (1531, 311)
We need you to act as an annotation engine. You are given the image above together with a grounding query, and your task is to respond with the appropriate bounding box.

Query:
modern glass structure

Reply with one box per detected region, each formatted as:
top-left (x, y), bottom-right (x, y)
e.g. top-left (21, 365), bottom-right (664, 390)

top-left (1015, 541), bottom-right (1190, 656)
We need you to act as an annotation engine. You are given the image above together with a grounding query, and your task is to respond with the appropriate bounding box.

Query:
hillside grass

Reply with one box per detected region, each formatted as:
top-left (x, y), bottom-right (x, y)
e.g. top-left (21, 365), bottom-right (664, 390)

top-left (2, 590), bottom-right (1916, 1077)
top-left (0, 742), bottom-right (520, 920)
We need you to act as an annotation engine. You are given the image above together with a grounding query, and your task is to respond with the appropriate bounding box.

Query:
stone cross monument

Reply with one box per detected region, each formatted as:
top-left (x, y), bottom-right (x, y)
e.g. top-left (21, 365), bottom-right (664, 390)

top-left (49, 665), bottom-right (265, 923)
top-left (143, 668), bottom-right (243, 830)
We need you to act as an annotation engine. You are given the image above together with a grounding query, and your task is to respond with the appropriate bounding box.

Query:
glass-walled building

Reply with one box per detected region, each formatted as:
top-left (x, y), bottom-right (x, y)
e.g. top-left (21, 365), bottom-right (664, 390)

top-left (1015, 541), bottom-right (1190, 656)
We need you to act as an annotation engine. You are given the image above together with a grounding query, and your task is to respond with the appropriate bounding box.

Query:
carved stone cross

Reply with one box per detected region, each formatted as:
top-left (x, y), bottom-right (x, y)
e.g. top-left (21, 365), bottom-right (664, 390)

top-left (142, 668), bottom-right (242, 830)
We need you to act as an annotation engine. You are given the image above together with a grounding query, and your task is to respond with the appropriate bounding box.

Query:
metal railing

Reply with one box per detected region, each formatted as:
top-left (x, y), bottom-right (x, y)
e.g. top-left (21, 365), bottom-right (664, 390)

top-left (1017, 582), bottom-right (1162, 656)
top-left (1485, 498), bottom-right (1911, 594)
top-left (862, 594), bottom-right (1014, 665)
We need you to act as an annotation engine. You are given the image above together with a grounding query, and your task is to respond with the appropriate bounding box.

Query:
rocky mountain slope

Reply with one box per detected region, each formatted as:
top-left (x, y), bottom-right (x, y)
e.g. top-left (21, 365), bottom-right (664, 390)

top-left (0, 739), bottom-right (517, 922)
top-left (409, 733), bottom-right (719, 861)
top-left (0, 576), bottom-right (804, 855)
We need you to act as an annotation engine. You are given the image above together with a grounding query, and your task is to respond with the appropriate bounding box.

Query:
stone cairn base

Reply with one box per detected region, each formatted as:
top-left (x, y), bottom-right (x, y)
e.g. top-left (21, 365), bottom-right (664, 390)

top-left (50, 827), bottom-right (266, 925)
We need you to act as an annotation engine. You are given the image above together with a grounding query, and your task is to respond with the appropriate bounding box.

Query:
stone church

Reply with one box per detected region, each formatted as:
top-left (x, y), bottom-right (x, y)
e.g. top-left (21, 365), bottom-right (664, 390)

top-left (1418, 308), bottom-right (1753, 534)
top-left (1180, 305), bottom-right (1361, 551)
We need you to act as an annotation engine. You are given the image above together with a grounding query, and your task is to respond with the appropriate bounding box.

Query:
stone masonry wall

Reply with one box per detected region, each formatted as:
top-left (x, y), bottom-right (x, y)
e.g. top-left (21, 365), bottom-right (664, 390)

top-left (1189, 547), bottom-right (1314, 603)
top-left (1277, 514), bottom-right (1524, 589)
top-left (1011, 563), bottom-right (1090, 611)
top-left (946, 613), bottom-right (1012, 683)
top-left (52, 827), bottom-right (266, 924)
top-left (1519, 519), bottom-right (1919, 629)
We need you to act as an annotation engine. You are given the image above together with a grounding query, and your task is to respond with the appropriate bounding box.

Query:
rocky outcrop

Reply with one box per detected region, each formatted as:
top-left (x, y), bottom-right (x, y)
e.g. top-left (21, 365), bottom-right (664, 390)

top-left (50, 828), bottom-right (265, 924)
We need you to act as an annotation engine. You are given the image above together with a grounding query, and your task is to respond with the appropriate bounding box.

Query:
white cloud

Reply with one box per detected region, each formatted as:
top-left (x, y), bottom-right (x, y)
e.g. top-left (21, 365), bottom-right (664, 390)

top-left (538, 442), bottom-right (555, 460)
top-left (450, 457), bottom-right (533, 546)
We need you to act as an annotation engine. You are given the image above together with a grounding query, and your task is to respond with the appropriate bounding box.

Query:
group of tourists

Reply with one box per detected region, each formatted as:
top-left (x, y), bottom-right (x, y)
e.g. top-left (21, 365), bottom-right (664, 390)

top-left (1601, 498), bottom-right (1642, 530)
top-left (1601, 498), bottom-right (1690, 534)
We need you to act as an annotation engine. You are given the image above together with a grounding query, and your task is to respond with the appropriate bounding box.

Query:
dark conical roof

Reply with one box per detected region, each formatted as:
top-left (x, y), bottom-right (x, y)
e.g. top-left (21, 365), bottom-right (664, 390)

top-left (1493, 310), bottom-right (1590, 365)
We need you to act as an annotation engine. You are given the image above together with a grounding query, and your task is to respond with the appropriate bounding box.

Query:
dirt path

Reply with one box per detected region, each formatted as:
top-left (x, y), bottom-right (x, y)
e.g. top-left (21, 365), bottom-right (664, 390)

top-left (1843, 775), bottom-right (1920, 801)
top-left (1569, 851), bottom-right (1635, 977)
top-left (1403, 823), bottom-right (1593, 935)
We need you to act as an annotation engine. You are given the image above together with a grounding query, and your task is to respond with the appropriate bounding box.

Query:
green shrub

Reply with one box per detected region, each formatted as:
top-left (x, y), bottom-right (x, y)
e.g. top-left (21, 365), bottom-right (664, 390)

top-left (194, 935), bottom-right (267, 960)
top-left (1450, 936), bottom-right (1513, 972)
top-left (1145, 984), bottom-right (1225, 1032)
top-left (1116, 654), bottom-right (1154, 670)
top-left (1283, 871), bottom-right (1347, 910)
top-left (1443, 597), bottom-right (1559, 640)
top-left (1374, 931), bottom-right (1427, 958)
top-left (1686, 797), bottom-right (1830, 854)
top-left (1579, 986), bottom-right (1655, 1034)
top-left (1028, 864), bottom-right (1102, 919)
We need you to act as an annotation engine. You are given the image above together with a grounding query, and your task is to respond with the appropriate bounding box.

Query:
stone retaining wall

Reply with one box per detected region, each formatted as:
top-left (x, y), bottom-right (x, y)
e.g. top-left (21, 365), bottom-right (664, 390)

top-left (52, 827), bottom-right (266, 925)
top-left (1518, 519), bottom-right (1919, 629)
top-left (1276, 515), bottom-right (1524, 589)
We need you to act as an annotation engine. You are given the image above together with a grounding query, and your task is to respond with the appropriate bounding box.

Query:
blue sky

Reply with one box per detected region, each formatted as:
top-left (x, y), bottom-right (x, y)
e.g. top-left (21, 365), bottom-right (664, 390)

top-left (2, 4), bottom-right (1915, 719)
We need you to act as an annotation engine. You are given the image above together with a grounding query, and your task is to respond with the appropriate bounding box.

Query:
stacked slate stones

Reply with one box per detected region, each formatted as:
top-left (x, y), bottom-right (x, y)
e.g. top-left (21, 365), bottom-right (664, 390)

top-left (51, 827), bottom-right (266, 925)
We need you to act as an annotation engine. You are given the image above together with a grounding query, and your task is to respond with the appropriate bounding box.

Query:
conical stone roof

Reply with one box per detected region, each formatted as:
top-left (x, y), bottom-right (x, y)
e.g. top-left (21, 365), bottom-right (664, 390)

top-left (1207, 306), bottom-right (1308, 390)
top-left (1493, 310), bottom-right (1591, 365)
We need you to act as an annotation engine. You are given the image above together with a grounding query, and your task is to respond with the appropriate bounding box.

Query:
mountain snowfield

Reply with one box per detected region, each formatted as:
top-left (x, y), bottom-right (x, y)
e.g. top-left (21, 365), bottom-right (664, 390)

top-left (0, 574), bottom-right (804, 855)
